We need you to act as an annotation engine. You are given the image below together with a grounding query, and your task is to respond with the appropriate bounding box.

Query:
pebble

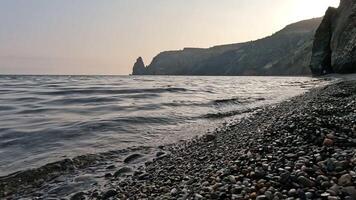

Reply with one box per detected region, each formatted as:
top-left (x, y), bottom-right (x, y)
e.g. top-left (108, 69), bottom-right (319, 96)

top-left (228, 175), bottom-right (236, 183)
top-left (288, 189), bottom-right (297, 196)
top-left (305, 192), bottom-right (313, 199)
top-left (205, 134), bottom-right (216, 142)
top-left (328, 196), bottom-right (339, 200)
top-left (170, 188), bottom-right (178, 196)
top-left (323, 138), bottom-right (334, 146)
top-left (297, 176), bottom-right (315, 187)
top-left (194, 193), bottom-right (203, 199)
top-left (338, 174), bottom-right (352, 186)
top-left (101, 190), bottom-right (118, 199)
top-left (256, 195), bottom-right (268, 200)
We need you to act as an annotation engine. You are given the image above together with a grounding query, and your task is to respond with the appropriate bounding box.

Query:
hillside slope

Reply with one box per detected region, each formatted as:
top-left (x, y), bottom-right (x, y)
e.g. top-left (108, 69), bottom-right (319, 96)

top-left (133, 18), bottom-right (322, 76)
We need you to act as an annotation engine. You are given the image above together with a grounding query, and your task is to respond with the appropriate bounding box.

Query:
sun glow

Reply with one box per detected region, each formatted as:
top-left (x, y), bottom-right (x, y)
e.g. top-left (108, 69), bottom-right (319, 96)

top-left (294, 0), bottom-right (340, 19)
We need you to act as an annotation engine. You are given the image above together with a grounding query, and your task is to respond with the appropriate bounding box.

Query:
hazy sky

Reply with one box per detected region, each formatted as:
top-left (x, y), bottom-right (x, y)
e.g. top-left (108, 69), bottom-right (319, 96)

top-left (0, 0), bottom-right (339, 75)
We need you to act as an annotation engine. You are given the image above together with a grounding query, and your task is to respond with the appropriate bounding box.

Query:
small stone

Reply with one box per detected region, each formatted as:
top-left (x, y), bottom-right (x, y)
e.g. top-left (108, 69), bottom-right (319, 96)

top-left (228, 175), bottom-right (236, 183)
top-left (205, 134), bottom-right (216, 142)
top-left (256, 195), bottom-right (268, 200)
top-left (280, 172), bottom-right (291, 183)
top-left (285, 153), bottom-right (297, 159)
top-left (326, 159), bottom-right (336, 171)
top-left (297, 176), bottom-right (315, 187)
top-left (327, 196), bottom-right (338, 200)
top-left (323, 138), bottom-right (334, 146)
top-left (341, 186), bottom-right (356, 199)
top-left (326, 134), bottom-right (335, 139)
top-left (329, 184), bottom-right (341, 195)
top-left (171, 188), bottom-right (178, 196)
top-left (321, 181), bottom-right (332, 189)
top-left (338, 174), bottom-right (352, 186)
top-left (321, 192), bottom-right (330, 197)
top-left (274, 192), bottom-right (283, 199)
top-left (156, 151), bottom-right (166, 157)
top-left (264, 191), bottom-right (273, 199)
top-left (305, 192), bottom-right (313, 199)
top-left (194, 193), bottom-right (203, 199)
top-left (232, 194), bottom-right (243, 200)
top-left (288, 189), bottom-right (297, 196)
top-left (102, 190), bottom-right (118, 200)
top-left (138, 173), bottom-right (149, 180)
top-left (250, 192), bottom-right (257, 199)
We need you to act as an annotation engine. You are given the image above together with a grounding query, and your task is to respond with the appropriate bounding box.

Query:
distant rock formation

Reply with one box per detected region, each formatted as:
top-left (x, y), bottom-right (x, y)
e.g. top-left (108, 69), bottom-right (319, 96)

top-left (132, 18), bottom-right (322, 76)
top-left (310, 0), bottom-right (356, 75)
top-left (132, 57), bottom-right (146, 75)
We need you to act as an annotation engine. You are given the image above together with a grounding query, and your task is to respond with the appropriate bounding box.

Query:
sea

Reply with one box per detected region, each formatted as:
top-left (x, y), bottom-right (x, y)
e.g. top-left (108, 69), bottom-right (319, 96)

top-left (0, 75), bottom-right (331, 177)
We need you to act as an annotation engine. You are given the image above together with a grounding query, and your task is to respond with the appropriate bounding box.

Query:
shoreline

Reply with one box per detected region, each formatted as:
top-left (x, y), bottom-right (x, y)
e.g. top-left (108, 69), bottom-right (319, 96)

top-left (90, 80), bottom-right (355, 199)
top-left (1, 79), bottom-right (355, 199)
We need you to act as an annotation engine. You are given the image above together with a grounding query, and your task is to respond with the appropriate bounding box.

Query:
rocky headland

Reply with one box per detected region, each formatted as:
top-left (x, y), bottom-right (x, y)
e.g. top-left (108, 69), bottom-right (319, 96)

top-left (132, 18), bottom-right (322, 76)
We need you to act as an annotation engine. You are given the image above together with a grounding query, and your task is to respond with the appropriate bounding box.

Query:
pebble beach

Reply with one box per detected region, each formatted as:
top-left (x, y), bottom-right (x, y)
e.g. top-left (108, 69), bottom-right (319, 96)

top-left (97, 80), bottom-right (356, 200)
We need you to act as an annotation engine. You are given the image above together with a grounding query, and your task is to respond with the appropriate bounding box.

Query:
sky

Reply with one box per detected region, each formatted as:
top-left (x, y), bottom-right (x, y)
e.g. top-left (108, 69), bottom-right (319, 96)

top-left (0, 0), bottom-right (340, 75)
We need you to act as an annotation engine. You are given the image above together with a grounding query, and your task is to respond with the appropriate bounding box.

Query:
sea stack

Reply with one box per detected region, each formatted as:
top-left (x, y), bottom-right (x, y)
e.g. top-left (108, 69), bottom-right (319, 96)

top-left (132, 57), bottom-right (146, 75)
top-left (310, 0), bottom-right (356, 75)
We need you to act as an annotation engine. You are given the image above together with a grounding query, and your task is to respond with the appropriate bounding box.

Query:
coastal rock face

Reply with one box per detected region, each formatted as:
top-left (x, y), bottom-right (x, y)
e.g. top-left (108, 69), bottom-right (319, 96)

top-left (132, 57), bottom-right (146, 75)
top-left (310, 8), bottom-right (337, 75)
top-left (132, 18), bottom-right (322, 76)
top-left (310, 0), bottom-right (356, 75)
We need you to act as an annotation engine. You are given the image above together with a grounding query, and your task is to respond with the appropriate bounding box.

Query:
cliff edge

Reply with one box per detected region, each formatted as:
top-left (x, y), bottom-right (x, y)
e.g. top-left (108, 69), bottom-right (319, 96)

top-left (310, 0), bottom-right (356, 75)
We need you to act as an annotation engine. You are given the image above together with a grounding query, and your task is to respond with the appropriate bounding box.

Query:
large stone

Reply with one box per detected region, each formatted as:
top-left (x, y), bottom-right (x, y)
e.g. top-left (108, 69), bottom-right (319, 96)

top-left (298, 176), bottom-right (316, 187)
top-left (338, 174), bottom-right (352, 186)
top-left (310, 0), bottom-right (356, 75)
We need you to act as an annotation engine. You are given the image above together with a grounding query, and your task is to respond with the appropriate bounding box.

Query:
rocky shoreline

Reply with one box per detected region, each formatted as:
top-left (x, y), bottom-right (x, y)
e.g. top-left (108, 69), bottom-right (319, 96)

top-left (86, 80), bottom-right (356, 200)
top-left (1, 80), bottom-right (356, 199)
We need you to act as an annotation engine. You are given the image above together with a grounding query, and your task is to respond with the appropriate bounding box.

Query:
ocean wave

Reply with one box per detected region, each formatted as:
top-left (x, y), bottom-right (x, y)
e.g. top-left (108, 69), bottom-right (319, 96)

top-left (203, 107), bottom-right (260, 119)
top-left (34, 87), bottom-right (189, 96)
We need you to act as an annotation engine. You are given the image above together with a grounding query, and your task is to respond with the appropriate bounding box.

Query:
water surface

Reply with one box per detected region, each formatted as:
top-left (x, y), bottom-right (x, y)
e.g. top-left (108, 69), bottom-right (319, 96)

top-left (0, 75), bottom-right (330, 176)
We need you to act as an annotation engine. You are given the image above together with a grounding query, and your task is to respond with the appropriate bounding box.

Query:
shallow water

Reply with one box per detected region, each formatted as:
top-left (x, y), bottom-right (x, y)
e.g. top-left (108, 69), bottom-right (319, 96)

top-left (0, 75), bottom-right (330, 176)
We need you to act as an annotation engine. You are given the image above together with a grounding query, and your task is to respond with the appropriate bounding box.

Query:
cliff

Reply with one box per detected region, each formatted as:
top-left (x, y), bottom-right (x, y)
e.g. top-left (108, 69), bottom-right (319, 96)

top-left (132, 18), bottom-right (322, 76)
top-left (310, 0), bottom-right (356, 75)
